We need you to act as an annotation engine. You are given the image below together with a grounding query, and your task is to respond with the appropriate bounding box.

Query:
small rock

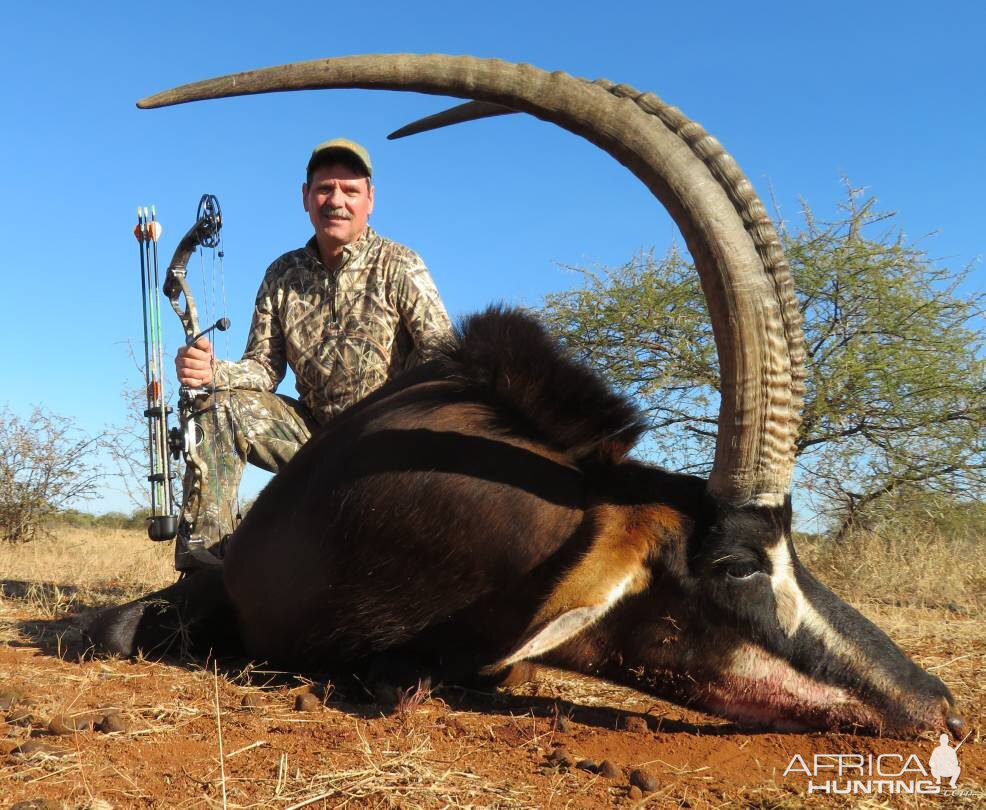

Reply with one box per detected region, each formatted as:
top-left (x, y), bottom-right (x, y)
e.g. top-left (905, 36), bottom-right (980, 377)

top-left (294, 692), bottom-right (321, 712)
top-left (49, 713), bottom-right (97, 735)
top-left (599, 759), bottom-right (622, 779)
top-left (97, 712), bottom-right (129, 734)
top-left (629, 768), bottom-right (659, 793)
top-left (621, 715), bottom-right (649, 733)
top-left (443, 717), bottom-right (469, 737)
top-left (12, 739), bottom-right (69, 758)
top-left (10, 800), bottom-right (64, 810)
top-left (241, 693), bottom-right (264, 708)
top-left (47, 717), bottom-right (76, 736)
top-left (7, 708), bottom-right (35, 727)
top-left (628, 785), bottom-right (643, 800)
top-left (0, 688), bottom-right (24, 711)
top-left (576, 758), bottom-right (599, 773)
top-left (555, 715), bottom-right (573, 733)
top-left (547, 746), bottom-right (574, 767)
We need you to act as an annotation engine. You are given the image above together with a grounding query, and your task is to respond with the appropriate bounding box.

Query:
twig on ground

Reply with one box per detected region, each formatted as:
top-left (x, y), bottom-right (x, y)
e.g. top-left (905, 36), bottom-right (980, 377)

top-left (226, 740), bottom-right (269, 759)
top-left (213, 661), bottom-right (228, 810)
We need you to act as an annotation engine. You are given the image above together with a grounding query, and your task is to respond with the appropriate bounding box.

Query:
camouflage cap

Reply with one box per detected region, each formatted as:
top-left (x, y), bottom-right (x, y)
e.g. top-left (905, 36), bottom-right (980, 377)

top-left (307, 138), bottom-right (373, 178)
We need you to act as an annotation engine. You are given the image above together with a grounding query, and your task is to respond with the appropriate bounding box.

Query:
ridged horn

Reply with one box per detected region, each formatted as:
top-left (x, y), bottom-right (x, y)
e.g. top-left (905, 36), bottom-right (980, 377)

top-left (139, 54), bottom-right (805, 506)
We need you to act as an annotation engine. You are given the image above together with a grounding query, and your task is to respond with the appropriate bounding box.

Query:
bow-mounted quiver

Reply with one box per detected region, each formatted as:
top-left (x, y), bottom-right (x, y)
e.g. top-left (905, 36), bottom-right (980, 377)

top-left (135, 206), bottom-right (178, 540)
top-left (134, 195), bottom-right (230, 544)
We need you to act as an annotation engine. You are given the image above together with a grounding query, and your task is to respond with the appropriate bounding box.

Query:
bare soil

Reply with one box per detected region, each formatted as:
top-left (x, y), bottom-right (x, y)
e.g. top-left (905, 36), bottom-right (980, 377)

top-left (1, 529), bottom-right (983, 808)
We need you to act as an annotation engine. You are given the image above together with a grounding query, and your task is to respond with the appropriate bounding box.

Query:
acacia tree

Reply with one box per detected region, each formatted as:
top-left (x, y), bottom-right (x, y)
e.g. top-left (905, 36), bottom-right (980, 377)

top-left (539, 188), bottom-right (985, 530)
top-left (0, 405), bottom-right (104, 542)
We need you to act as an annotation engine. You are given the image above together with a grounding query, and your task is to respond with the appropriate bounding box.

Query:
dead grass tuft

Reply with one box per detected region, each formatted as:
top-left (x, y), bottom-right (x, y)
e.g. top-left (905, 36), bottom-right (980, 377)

top-left (276, 718), bottom-right (536, 809)
top-left (798, 520), bottom-right (986, 617)
top-left (0, 525), bottom-right (173, 610)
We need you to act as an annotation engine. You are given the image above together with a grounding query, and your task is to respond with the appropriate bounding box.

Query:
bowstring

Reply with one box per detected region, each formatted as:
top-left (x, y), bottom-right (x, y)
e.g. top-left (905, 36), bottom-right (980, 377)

top-left (215, 235), bottom-right (241, 525)
top-left (196, 225), bottom-right (240, 538)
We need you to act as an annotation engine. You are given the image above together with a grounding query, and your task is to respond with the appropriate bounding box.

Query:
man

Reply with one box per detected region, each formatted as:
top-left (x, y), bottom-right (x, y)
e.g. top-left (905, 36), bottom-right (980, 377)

top-left (174, 138), bottom-right (452, 569)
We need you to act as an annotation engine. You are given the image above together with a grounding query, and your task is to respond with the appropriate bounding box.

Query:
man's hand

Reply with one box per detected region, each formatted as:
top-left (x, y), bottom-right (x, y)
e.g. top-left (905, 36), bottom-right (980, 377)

top-left (176, 337), bottom-right (215, 387)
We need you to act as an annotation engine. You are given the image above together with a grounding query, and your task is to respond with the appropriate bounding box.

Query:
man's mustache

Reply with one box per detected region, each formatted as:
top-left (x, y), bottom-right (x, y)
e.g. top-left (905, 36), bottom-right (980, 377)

top-left (320, 207), bottom-right (353, 220)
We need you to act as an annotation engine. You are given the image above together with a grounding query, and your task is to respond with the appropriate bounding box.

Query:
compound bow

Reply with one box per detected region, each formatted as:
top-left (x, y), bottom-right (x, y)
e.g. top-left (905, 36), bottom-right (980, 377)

top-left (135, 194), bottom-right (231, 568)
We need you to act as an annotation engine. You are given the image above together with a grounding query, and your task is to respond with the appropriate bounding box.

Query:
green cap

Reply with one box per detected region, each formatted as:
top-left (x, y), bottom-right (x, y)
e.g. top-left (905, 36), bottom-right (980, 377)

top-left (306, 138), bottom-right (373, 178)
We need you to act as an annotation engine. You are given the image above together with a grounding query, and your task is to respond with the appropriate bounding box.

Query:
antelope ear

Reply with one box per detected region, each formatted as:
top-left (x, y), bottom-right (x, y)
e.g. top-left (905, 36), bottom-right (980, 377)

top-left (487, 581), bottom-right (638, 672)
top-left (483, 504), bottom-right (684, 673)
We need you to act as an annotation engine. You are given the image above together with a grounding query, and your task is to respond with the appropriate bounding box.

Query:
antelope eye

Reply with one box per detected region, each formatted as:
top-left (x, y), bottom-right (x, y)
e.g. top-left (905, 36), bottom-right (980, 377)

top-left (722, 561), bottom-right (764, 580)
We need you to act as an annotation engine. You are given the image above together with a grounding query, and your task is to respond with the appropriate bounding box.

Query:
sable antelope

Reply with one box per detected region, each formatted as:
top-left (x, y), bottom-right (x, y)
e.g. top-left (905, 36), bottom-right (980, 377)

top-left (92, 55), bottom-right (963, 738)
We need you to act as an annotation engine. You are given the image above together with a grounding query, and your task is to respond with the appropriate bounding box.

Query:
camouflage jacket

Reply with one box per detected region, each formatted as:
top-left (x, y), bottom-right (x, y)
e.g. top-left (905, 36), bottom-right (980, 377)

top-left (215, 227), bottom-right (451, 424)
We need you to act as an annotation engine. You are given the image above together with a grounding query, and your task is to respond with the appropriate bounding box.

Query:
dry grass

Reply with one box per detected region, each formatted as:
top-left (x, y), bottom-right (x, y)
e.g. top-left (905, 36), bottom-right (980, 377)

top-left (798, 521), bottom-right (986, 617)
top-left (0, 526), bottom-right (174, 613)
top-left (271, 719), bottom-right (537, 808)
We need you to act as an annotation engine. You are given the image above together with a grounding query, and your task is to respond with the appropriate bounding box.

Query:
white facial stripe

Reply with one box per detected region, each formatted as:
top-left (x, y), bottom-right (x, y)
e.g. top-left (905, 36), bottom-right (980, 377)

top-left (734, 562), bottom-right (893, 703)
top-left (768, 535), bottom-right (804, 635)
top-left (728, 642), bottom-right (850, 704)
top-left (799, 601), bottom-right (849, 655)
top-left (796, 591), bottom-right (919, 715)
top-left (729, 537), bottom-right (926, 723)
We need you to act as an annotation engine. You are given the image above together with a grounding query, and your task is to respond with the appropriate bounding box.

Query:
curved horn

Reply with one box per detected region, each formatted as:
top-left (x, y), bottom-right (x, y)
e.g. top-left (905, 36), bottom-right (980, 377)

top-left (139, 54), bottom-right (804, 506)
top-left (388, 100), bottom-right (516, 140)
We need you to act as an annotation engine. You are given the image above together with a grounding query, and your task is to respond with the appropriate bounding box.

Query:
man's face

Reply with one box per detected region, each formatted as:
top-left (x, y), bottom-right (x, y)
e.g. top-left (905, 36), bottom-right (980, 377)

top-left (303, 162), bottom-right (374, 254)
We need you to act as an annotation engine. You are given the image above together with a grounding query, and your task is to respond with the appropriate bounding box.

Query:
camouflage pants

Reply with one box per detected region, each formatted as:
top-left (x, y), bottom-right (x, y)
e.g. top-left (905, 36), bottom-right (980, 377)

top-left (179, 389), bottom-right (319, 551)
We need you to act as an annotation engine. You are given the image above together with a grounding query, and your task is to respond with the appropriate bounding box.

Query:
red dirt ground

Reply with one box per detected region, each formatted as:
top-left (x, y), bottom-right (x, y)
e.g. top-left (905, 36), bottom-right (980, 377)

top-left (1, 596), bottom-right (983, 808)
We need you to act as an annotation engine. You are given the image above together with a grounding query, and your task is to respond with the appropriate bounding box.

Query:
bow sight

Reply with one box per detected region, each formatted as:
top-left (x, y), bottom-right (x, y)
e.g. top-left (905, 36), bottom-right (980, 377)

top-left (134, 194), bottom-right (230, 545)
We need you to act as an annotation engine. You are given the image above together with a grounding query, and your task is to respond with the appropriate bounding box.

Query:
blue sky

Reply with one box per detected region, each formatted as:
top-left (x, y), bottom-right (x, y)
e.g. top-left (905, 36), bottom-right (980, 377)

top-left (1, 2), bottom-right (983, 523)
